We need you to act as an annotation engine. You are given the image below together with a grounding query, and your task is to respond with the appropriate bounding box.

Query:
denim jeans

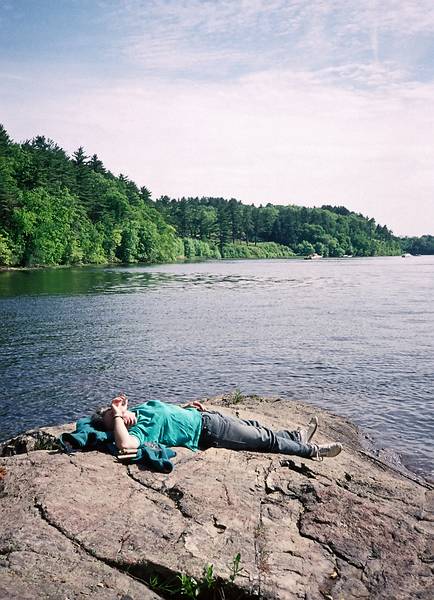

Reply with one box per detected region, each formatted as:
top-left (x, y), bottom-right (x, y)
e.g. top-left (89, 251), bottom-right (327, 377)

top-left (198, 411), bottom-right (312, 458)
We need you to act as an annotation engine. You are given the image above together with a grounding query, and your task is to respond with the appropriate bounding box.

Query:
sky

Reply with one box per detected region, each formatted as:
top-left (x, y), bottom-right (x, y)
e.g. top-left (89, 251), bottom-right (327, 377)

top-left (1, 0), bottom-right (434, 236)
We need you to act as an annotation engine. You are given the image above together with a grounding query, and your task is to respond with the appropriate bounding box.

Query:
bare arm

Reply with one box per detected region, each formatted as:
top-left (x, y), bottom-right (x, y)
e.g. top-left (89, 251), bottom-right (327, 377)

top-left (111, 396), bottom-right (140, 451)
top-left (113, 417), bottom-right (139, 450)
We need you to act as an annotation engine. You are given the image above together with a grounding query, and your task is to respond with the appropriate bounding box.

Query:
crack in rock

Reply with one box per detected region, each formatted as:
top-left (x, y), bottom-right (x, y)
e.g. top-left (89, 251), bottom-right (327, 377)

top-left (34, 497), bottom-right (258, 600)
top-left (335, 478), bottom-right (423, 511)
top-left (126, 467), bottom-right (196, 521)
top-left (253, 500), bottom-right (265, 598)
top-left (294, 493), bottom-right (365, 573)
top-left (163, 485), bottom-right (194, 520)
top-left (212, 515), bottom-right (227, 531)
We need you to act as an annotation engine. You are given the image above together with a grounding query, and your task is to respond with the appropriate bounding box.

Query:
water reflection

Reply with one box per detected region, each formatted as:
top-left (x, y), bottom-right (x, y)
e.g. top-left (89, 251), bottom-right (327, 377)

top-left (0, 267), bottom-right (175, 297)
top-left (0, 264), bottom-right (327, 297)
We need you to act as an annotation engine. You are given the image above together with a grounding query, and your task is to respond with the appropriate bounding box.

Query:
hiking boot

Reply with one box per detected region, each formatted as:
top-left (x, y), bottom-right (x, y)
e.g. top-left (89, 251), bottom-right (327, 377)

top-left (310, 442), bottom-right (342, 461)
top-left (297, 416), bottom-right (319, 444)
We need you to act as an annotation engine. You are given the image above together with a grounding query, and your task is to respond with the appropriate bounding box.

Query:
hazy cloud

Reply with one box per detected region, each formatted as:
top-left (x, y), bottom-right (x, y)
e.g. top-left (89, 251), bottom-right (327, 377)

top-left (105, 0), bottom-right (434, 86)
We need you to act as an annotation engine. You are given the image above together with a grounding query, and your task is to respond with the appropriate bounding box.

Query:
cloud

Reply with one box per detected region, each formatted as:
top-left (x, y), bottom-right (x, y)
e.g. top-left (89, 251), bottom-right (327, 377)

top-left (316, 62), bottom-right (408, 88)
top-left (103, 0), bottom-right (434, 87)
top-left (0, 71), bottom-right (28, 82)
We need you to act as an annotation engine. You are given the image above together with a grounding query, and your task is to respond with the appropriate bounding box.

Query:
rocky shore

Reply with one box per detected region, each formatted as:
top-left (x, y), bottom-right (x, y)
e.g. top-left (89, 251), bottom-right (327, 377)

top-left (0, 396), bottom-right (432, 599)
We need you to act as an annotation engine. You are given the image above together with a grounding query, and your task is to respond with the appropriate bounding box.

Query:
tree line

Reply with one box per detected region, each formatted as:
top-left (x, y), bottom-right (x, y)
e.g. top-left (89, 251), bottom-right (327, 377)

top-left (0, 124), bottom-right (429, 267)
top-left (401, 235), bottom-right (434, 255)
top-left (155, 196), bottom-right (402, 258)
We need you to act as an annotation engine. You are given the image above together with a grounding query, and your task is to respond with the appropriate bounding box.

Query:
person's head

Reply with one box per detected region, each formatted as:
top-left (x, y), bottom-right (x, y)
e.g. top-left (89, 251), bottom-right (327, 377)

top-left (90, 405), bottom-right (137, 430)
top-left (90, 406), bottom-right (112, 430)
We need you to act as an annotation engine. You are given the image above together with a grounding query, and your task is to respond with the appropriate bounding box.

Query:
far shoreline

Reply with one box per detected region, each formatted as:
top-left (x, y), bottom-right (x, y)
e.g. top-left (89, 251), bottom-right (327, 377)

top-left (0, 253), bottom-right (415, 273)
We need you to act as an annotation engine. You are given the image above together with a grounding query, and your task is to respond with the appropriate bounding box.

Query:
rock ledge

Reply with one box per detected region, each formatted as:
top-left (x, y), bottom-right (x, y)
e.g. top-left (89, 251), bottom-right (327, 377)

top-left (0, 396), bottom-right (432, 600)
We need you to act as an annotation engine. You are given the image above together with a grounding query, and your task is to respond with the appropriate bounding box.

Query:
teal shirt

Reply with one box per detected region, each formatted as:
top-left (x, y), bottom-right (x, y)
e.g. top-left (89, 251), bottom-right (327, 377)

top-left (129, 400), bottom-right (203, 450)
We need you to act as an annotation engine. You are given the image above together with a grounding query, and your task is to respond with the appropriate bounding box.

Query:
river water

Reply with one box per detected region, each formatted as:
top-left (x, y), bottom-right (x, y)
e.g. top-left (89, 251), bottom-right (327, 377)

top-left (0, 257), bottom-right (433, 480)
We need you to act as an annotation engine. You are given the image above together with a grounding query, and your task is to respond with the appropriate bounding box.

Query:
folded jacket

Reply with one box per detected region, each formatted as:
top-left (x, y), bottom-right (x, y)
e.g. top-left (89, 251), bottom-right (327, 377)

top-left (59, 417), bottom-right (176, 473)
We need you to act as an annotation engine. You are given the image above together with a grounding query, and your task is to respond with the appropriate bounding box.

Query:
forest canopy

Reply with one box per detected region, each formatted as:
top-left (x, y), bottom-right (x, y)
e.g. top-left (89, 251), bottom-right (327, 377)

top-left (0, 124), bottom-right (429, 267)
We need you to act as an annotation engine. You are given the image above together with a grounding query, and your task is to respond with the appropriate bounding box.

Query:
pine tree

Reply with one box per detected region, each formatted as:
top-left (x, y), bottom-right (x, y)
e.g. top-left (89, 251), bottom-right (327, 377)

top-left (72, 146), bottom-right (93, 209)
top-left (89, 154), bottom-right (106, 174)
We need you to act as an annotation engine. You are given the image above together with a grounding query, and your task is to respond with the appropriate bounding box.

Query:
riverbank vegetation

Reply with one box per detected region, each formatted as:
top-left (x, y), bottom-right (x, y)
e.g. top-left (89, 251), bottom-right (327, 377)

top-left (156, 196), bottom-right (401, 258)
top-left (0, 124), bottom-right (427, 267)
top-left (401, 235), bottom-right (434, 255)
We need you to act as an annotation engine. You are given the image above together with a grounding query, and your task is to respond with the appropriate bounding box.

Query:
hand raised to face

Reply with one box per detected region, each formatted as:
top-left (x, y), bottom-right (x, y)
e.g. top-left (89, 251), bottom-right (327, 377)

top-left (122, 411), bottom-right (137, 427)
top-left (111, 393), bottom-right (128, 416)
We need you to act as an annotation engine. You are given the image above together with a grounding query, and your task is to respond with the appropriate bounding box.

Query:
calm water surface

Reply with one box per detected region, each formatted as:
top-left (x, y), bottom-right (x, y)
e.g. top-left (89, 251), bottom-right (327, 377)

top-left (0, 257), bottom-right (433, 480)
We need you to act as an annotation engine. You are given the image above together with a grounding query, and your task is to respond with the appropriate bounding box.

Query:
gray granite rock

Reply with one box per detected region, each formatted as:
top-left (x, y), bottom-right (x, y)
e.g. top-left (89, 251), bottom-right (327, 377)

top-left (0, 396), bottom-right (432, 599)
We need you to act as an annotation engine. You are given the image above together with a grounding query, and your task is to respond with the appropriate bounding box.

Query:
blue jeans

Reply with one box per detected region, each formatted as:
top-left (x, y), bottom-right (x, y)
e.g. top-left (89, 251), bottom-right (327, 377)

top-left (199, 411), bottom-right (312, 458)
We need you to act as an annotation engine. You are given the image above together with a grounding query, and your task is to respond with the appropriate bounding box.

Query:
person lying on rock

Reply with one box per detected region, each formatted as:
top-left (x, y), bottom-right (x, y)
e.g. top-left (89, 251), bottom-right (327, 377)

top-left (83, 395), bottom-right (342, 469)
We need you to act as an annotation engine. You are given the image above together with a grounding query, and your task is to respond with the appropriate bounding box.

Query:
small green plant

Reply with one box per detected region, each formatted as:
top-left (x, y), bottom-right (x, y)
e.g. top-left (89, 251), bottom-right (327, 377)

top-left (149, 574), bottom-right (177, 595)
top-left (149, 575), bottom-right (160, 590)
top-left (147, 553), bottom-right (243, 599)
top-left (177, 564), bottom-right (216, 598)
top-left (229, 552), bottom-right (244, 583)
top-left (230, 389), bottom-right (244, 404)
top-left (201, 563), bottom-right (216, 589)
top-left (178, 573), bottom-right (199, 598)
